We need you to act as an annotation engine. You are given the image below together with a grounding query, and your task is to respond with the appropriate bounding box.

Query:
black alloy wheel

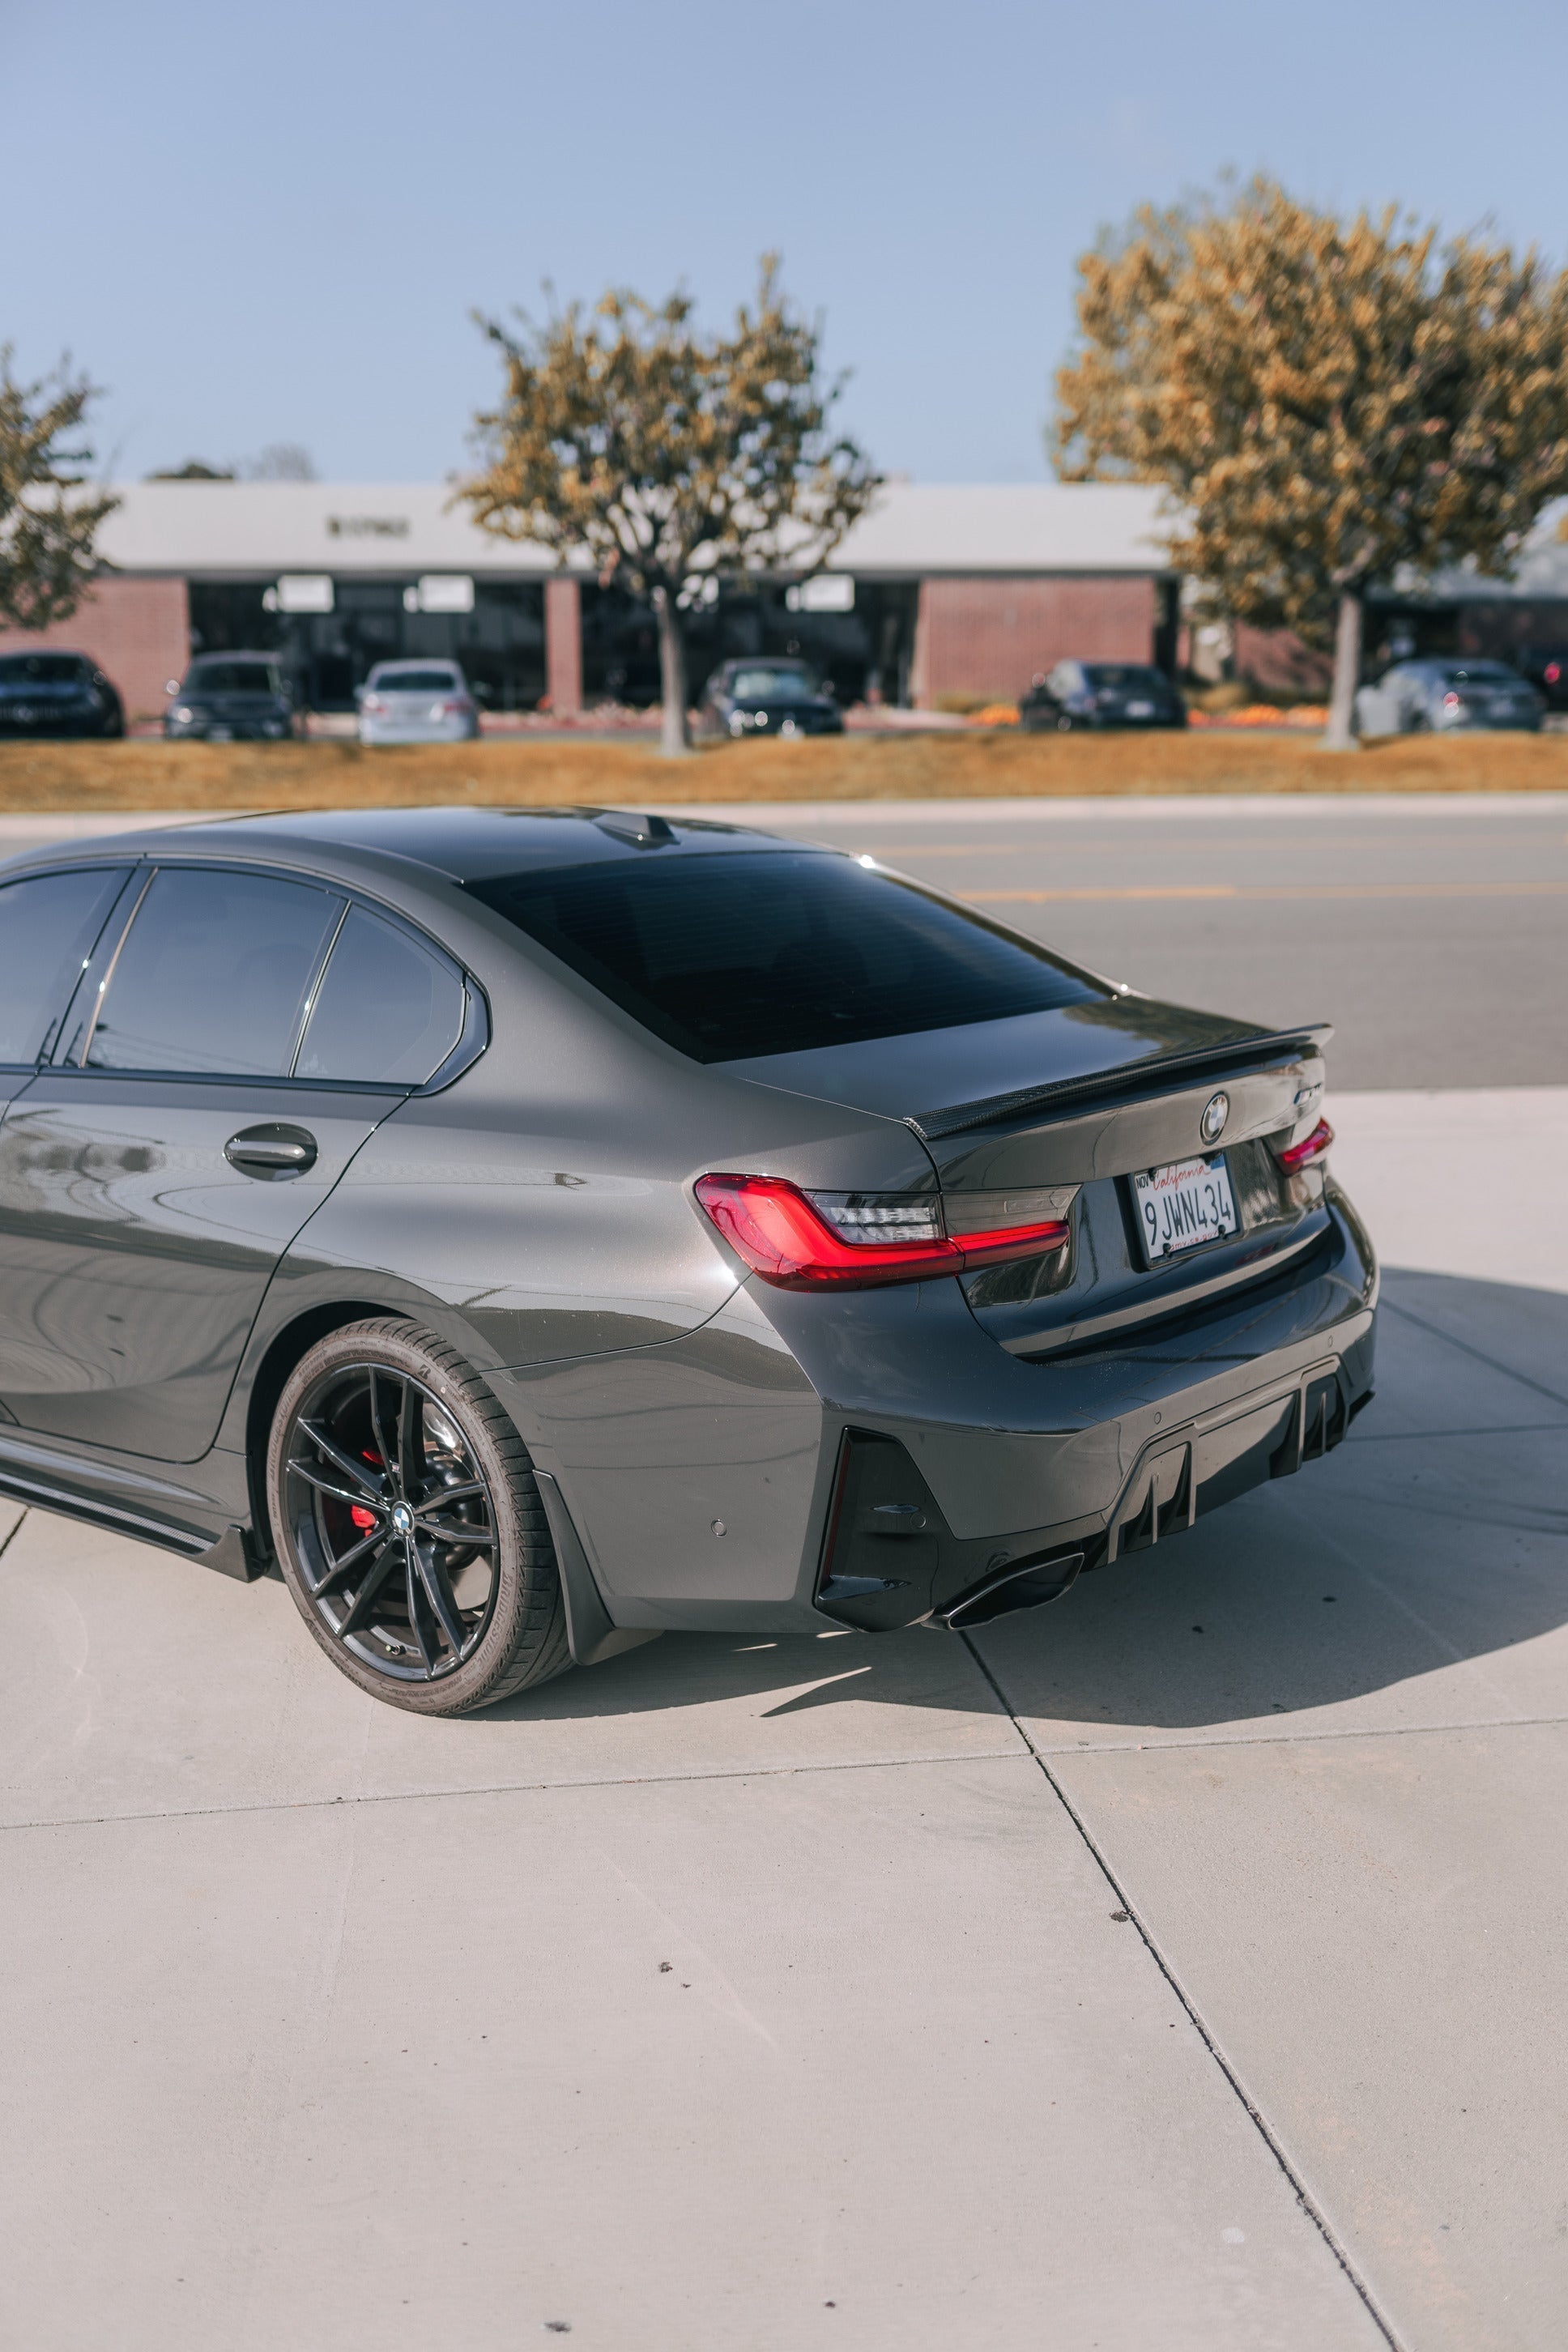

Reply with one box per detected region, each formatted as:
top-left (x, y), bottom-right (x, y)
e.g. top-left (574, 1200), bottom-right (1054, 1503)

top-left (267, 1319), bottom-right (569, 1714)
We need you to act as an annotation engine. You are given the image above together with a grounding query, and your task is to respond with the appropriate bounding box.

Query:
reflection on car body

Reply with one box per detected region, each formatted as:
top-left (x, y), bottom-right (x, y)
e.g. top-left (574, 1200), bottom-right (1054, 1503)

top-left (0, 808), bottom-right (1375, 1715)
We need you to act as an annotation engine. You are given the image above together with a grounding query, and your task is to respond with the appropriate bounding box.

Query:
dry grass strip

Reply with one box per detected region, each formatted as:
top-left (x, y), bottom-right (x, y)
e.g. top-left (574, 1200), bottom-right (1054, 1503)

top-left (2, 728), bottom-right (1568, 812)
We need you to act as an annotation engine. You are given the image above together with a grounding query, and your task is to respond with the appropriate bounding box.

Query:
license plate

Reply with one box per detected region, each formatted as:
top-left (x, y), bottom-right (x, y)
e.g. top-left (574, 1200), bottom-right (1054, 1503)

top-left (1125, 700), bottom-right (1154, 718)
top-left (1132, 1153), bottom-right (1238, 1262)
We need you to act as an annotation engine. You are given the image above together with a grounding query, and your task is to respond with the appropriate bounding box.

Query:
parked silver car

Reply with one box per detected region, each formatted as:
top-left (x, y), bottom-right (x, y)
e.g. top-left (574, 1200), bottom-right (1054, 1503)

top-left (357, 661), bottom-right (479, 745)
top-left (1356, 658), bottom-right (1545, 737)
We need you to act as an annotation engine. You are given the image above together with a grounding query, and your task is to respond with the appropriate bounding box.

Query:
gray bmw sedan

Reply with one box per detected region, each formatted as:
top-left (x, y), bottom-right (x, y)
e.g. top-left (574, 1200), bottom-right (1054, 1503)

top-left (0, 807), bottom-right (1375, 1712)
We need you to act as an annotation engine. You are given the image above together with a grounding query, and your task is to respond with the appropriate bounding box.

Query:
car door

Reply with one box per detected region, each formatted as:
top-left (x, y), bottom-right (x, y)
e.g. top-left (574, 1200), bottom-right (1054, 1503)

top-left (0, 861), bottom-right (412, 1463)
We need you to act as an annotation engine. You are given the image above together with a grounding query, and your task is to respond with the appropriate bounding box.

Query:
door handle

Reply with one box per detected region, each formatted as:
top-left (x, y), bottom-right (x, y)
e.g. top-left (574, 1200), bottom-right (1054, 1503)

top-left (224, 1123), bottom-right (319, 1178)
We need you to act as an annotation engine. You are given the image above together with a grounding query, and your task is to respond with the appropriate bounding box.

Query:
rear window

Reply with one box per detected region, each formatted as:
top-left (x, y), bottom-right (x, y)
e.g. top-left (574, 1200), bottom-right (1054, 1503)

top-left (467, 850), bottom-right (1105, 1062)
top-left (373, 669), bottom-right (460, 693)
top-left (0, 654), bottom-right (89, 684)
top-left (1083, 665), bottom-right (1164, 689)
top-left (727, 667), bottom-right (816, 703)
top-left (185, 660), bottom-right (282, 694)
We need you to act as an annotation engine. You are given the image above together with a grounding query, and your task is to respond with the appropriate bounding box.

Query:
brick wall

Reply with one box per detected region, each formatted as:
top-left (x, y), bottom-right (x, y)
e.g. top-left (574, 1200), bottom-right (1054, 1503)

top-left (911, 574), bottom-right (1157, 705)
top-left (544, 576), bottom-right (582, 716)
top-left (0, 575), bottom-right (190, 721)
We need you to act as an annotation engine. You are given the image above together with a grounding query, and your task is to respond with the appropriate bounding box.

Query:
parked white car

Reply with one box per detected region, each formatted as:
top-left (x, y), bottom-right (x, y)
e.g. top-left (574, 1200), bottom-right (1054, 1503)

top-left (356, 661), bottom-right (479, 745)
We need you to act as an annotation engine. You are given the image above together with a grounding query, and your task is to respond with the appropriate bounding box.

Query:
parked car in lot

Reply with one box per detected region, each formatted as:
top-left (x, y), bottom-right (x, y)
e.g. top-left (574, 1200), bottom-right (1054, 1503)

top-left (164, 654), bottom-right (296, 741)
top-left (357, 661), bottom-right (479, 744)
top-left (1356, 658), bottom-right (1545, 736)
top-left (1021, 660), bottom-right (1187, 732)
top-left (0, 651), bottom-right (123, 738)
top-left (0, 807), bottom-right (1376, 1715)
top-left (696, 658), bottom-right (844, 739)
top-left (1514, 646), bottom-right (1568, 710)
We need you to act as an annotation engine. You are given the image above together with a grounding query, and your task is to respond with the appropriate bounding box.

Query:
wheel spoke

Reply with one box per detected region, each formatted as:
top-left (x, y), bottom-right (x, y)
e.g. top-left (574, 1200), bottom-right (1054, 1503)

top-left (308, 1521), bottom-right (386, 1598)
top-left (403, 1541), bottom-right (438, 1671)
top-left (415, 1481), bottom-right (487, 1513)
top-left (418, 1515), bottom-right (496, 1549)
top-left (334, 1538), bottom-right (403, 1638)
top-left (412, 1537), bottom-right (469, 1659)
top-left (398, 1381), bottom-right (424, 1501)
top-left (289, 1458), bottom-right (375, 1510)
top-left (299, 1421), bottom-right (382, 1498)
top-left (368, 1367), bottom-right (396, 1486)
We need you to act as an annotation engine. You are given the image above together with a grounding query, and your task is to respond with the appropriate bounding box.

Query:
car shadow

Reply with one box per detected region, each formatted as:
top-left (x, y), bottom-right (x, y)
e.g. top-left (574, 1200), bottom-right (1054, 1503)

top-left (481, 1270), bottom-right (1568, 1735)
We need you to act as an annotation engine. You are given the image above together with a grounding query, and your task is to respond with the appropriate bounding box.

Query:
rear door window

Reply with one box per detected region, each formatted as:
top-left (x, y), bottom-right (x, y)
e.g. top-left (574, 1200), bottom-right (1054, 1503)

top-left (0, 866), bottom-right (130, 1066)
top-left (85, 867), bottom-right (343, 1075)
top-left (296, 905), bottom-right (467, 1084)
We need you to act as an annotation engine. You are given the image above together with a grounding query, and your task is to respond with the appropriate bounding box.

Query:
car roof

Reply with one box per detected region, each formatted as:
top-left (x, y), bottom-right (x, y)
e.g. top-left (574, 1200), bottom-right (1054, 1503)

top-left (0, 807), bottom-right (820, 888)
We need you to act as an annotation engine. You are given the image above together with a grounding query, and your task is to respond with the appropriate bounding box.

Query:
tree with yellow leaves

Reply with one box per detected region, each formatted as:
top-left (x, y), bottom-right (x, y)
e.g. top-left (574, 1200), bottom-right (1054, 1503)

top-left (1053, 181), bottom-right (1568, 748)
top-left (1, 352), bottom-right (117, 632)
top-left (461, 259), bottom-right (878, 756)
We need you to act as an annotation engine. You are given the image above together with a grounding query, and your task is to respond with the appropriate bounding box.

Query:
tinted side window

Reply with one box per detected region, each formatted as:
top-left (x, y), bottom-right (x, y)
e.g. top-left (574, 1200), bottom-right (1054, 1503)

top-left (0, 867), bottom-right (130, 1066)
top-left (87, 867), bottom-right (343, 1075)
top-left (296, 905), bottom-right (466, 1084)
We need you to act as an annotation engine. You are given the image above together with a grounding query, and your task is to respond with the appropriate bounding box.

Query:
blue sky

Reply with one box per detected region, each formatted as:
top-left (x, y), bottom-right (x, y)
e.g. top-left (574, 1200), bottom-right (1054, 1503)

top-left (6, 0), bottom-right (1567, 485)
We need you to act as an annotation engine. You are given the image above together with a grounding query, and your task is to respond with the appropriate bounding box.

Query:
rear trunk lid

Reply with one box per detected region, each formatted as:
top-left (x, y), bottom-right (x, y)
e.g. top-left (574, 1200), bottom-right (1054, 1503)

top-left (734, 996), bottom-right (1333, 1352)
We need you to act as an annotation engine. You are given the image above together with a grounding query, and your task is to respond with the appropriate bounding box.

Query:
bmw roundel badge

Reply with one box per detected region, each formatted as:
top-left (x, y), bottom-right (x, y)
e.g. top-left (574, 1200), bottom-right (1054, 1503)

top-left (1200, 1090), bottom-right (1230, 1144)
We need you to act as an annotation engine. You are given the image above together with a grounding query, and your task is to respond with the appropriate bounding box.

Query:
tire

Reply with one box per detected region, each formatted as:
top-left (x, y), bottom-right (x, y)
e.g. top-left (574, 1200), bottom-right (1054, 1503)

top-left (266, 1317), bottom-right (571, 1715)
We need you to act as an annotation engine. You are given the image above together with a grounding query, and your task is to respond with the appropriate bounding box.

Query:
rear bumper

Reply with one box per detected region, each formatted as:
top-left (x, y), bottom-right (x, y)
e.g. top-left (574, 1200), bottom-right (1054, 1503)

top-left (807, 1190), bottom-right (1375, 1630)
top-left (521, 1186), bottom-right (1376, 1638)
top-left (360, 718), bottom-right (479, 744)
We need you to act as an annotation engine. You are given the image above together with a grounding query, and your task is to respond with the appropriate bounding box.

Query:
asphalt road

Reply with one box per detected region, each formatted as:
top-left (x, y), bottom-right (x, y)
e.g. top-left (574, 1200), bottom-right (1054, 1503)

top-left (2, 797), bottom-right (1566, 2350)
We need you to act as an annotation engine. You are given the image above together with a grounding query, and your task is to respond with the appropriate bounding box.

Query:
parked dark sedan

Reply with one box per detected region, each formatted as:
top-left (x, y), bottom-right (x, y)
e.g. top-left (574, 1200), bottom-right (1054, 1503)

top-left (0, 807), bottom-right (1374, 1715)
top-left (0, 652), bottom-right (124, 738)
top-left (697, 658), bottom-right (844, 739)
top-left (164, 652), bottom-right (296, 740)
top-left (1021, 660), bottom-right (1187, 731)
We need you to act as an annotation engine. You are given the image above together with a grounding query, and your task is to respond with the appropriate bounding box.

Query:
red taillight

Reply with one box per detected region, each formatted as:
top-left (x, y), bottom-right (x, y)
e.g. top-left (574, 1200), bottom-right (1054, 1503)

top-left (693, 1173), bottom-right (1069, 1290)
top-left (1546, 663), bottom-right (1561, 685)
top-left (1276, 1118), bottom-right (1334, 1174)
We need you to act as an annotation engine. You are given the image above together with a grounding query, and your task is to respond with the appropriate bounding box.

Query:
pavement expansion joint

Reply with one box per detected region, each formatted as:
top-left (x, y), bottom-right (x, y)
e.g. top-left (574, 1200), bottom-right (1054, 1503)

top-left (960, 1627), bottom-right (1409, 2352)
top-left (1032, 1712), bottom-right (1568, 1758)
top-left (0, 1743), bottom-right (1033, 1838)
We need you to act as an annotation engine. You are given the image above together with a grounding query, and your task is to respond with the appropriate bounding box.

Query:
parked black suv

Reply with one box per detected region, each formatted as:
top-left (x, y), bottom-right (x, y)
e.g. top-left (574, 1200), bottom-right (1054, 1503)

top-left (697, 658), bottom-right (844, 739)
top-left (0, 652), bottom-right (125, 738)
top-left (164, 654), bottom-right (296, 741)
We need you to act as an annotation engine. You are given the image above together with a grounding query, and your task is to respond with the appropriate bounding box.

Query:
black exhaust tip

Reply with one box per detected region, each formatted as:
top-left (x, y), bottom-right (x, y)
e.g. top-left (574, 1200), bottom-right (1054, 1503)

top-left (943, 1550), bottom-right (1085, 1630)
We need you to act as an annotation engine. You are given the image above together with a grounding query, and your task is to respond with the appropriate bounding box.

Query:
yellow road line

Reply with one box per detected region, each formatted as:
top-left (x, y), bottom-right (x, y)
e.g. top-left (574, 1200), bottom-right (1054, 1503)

top-left (961, 880), bottom-right (1568, 903)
